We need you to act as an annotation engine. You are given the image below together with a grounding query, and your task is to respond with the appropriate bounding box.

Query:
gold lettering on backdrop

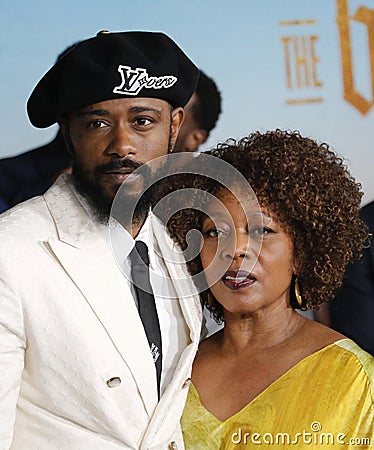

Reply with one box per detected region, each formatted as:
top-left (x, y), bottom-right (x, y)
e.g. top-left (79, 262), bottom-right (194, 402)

top-left (281, 37), bottom-right (293, 88)
top-left (310, 35), bottom-right (322, 88)
top-left (286, 97), bottom-right (323, 105)
top-left (337, 0), bottom-right (374, 115)
top-left (280, 21), bottom-right (323, 105)
top-left (280, 20), bottom-right (317, 26)
top-left (295, 36), bottom-right (310, 87)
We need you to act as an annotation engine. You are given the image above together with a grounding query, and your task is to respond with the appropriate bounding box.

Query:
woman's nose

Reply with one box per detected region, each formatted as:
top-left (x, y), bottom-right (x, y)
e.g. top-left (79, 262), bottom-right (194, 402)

top-left (222, 232), bottom-right (251, 260)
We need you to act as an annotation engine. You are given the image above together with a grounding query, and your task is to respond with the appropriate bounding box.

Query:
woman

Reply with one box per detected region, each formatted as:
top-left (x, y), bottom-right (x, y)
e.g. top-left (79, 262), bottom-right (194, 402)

top-left (163, 130), bottom-right (374, 449)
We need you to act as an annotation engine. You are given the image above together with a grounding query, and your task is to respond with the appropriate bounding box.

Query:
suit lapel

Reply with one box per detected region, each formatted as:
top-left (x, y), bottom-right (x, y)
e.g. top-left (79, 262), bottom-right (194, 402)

top-left (150, 213), bottom-right (202, 343)
top-left (44, 175), bottom-right (158, 415)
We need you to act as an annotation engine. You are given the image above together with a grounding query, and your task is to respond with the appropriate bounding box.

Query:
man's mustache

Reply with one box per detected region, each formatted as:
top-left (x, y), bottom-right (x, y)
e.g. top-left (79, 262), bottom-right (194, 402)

top-left (94, 159), bottom-right (143, 176)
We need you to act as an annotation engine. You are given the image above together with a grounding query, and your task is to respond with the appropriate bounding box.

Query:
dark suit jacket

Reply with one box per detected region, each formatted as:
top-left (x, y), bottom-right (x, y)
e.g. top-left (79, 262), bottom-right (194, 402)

top-left (0, 132), bottom-right (70, 213)
top-left (330, 200), bottom-right (374, 355)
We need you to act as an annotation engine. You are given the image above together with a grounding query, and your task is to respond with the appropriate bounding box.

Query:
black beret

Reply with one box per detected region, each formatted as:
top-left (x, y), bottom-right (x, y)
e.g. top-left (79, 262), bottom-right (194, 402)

top-left (27, 30), bottom-right (199, 128)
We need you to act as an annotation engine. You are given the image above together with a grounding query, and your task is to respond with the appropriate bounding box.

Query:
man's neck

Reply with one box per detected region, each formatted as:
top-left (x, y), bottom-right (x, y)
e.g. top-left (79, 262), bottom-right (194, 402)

top-left (130, 212), bottom-right (149, 238)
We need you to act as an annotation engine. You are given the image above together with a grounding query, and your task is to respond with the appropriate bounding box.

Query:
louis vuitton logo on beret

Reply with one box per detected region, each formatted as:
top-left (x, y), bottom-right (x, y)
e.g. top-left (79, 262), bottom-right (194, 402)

top-left (113, 65), bottom-right (178, 96)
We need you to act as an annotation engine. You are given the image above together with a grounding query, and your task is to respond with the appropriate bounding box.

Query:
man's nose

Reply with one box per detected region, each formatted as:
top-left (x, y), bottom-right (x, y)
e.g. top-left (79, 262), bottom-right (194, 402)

top-left (106, 125), bottom-right (137, 158)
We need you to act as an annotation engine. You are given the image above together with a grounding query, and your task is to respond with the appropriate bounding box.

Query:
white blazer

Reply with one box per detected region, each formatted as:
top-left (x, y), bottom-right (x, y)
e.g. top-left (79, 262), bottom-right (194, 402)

top-left (0, 175), bottom-right (202, 450)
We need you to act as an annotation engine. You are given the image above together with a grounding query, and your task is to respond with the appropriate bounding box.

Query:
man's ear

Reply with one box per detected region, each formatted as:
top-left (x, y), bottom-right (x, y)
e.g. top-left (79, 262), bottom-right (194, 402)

top-left (192, 128), bottom-right (208, 147)
top-left (57, 116), bottom-right (74, 156)
top-left (57, 116), bottom-right (68, 135)
top-left (169, 107), bottom-right (185, 147)
top-left (182, 129), bottom-right (208, 152)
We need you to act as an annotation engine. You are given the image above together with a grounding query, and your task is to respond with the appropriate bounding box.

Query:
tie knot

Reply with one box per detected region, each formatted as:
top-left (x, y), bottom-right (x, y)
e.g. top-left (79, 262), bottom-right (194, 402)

top-left (130, 240), bottom-right (150, 266)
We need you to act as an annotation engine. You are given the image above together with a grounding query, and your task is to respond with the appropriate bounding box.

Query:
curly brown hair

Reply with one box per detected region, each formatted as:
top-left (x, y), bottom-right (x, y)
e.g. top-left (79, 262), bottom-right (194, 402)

top-left (161, 130), bottom-right (369, 322)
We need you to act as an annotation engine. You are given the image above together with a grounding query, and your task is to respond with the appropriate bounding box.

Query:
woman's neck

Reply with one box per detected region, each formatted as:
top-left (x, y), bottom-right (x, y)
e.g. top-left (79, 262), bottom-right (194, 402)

top-left (220, 305), bottom-right (308, 355)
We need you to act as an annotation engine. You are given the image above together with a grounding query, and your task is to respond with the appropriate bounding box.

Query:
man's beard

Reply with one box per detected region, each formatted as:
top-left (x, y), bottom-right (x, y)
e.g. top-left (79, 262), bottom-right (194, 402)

top-left (65, 132), bottom-right (172, 226)
top-left (72, 157), bottom-right (144, 225)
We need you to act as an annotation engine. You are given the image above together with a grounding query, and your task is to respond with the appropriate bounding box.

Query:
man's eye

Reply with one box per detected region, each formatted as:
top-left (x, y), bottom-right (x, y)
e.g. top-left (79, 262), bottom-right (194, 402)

top-left (87, 120), bottom-right (107, 129)
top-left (134, 117), bottom-right (153, 127)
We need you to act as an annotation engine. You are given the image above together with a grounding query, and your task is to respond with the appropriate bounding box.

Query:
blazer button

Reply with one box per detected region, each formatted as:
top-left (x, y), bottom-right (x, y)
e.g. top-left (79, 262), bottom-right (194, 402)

top-left (106, 377), bottom-right (121, 388)
top-left (168, 442), bottom-right (178, 450)
top-left (182, 378), bottom-right (191, 389)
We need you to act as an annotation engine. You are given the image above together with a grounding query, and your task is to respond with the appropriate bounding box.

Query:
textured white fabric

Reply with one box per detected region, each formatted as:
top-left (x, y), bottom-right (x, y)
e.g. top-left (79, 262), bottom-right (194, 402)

top-left (0, 174), bottom-right (202, 450)
top-left (72, 184), bottom-right (190, 396)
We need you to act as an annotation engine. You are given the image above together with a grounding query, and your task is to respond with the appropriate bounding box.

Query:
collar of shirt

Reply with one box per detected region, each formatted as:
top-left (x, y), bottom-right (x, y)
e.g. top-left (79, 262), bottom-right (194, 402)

top-left (66, 175), bottom-right (147, 258)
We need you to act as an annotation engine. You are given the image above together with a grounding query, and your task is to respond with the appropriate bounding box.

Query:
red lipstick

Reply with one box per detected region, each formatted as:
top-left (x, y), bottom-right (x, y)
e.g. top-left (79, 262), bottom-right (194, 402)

top-left (222, 270), bottom-right (256, 291)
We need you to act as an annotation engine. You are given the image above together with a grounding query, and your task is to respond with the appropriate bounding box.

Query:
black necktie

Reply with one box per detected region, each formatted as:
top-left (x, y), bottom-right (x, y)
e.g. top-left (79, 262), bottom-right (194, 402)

top-left (129, 241), bottom-right (162, 398)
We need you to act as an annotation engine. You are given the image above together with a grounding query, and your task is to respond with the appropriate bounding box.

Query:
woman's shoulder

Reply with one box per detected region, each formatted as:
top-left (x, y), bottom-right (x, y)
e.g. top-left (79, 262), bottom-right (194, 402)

top-left (300, 320), bottom-right (373, 377)
top-left (331, 338), bottom-right (374, 378)
top-left (301, 337), bottom-right (374, 401)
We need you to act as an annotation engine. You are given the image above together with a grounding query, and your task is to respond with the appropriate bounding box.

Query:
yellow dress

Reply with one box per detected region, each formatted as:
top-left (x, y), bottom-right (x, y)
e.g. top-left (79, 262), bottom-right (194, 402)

top-left (181, 339), bottom-right (374, 449)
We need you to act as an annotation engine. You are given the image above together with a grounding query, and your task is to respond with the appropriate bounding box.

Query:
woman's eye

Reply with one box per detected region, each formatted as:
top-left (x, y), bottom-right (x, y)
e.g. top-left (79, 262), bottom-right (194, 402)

top-left (203, 228), bottom-right (226, 238)
top-left (251, 226), bottom-right (273, 236)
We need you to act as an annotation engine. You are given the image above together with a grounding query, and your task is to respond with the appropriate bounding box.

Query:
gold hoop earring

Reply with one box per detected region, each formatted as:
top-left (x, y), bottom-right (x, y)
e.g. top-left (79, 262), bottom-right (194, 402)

top-left (294, 277), bottom-right (303, 307)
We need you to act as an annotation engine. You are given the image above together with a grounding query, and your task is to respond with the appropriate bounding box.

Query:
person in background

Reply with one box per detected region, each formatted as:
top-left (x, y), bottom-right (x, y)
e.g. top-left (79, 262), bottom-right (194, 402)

top-left (173, 70), bottom-right (221, 153)
top-left (0, 197), bottom-right (8, 212)
top-left (162, 130), bottom-right (373, 449)
top-left (0, 30), bottom-right (203, 450)
top-left (0, 43), bottom-right (79, 214)
top-left (329, 200), bottom-right (374, 355)
top-left (0, 131), bottom-right (70, 213)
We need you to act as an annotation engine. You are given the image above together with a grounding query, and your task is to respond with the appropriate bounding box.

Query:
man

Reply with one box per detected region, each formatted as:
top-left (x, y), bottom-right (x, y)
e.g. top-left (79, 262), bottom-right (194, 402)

top-left (0, 131), bottom-right (70, 213)
top-left (0, 31), bottom-right (202, 450)
top-left (0, 69), bottom-right (220, 214)
top-left (173, 70), bottom-right (221, 153)
top-left (0, 43), bottom-right (78, 213)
